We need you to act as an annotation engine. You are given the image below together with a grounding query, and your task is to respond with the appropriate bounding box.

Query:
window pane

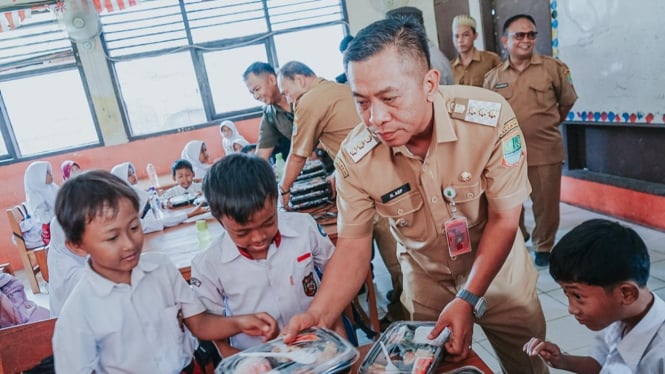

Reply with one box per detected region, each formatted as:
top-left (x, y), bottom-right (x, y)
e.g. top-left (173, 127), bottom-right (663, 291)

top-left (204, 44), bottom-right (267, 114)
top-left (0, 69), bottom-right (98, 156)
top-left (186, 0), bottom-right (268, 44)
top-left (115, 52), bottom-right (206, 136)
top-left (0, 130), bottom-right (8, 156)
top-left (268, 0), bottom-right (344, 31)
top-left (274, 25), bottom-right (346, 81)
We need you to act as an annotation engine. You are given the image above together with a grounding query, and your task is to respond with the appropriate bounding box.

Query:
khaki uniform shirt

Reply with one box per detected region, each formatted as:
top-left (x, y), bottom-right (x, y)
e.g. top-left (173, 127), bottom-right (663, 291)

top-left (334, 86), bottom-right (530, 279)
top-left (451, 48), bottom-right (501, 87)
top-left (291, 78), bottom-right (359, 159)
top-left (484, 54), bottom-right (578, 165)
top-left (257, 104), bottom-right (293, 149)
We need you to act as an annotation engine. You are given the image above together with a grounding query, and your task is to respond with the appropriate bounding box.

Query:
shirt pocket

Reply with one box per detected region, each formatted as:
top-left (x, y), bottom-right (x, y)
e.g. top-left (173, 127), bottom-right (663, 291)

top-left (375, 191), bottom-right (427, 240)
top-left (450, 182), bottom-right (483, 228)
top-left (529, 81), bottom-right (555, 107)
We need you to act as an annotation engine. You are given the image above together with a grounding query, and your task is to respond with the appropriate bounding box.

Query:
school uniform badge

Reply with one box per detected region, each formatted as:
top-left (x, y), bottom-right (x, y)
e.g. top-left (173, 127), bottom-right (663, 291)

top-left (302, 271), bottom-right (318, 297)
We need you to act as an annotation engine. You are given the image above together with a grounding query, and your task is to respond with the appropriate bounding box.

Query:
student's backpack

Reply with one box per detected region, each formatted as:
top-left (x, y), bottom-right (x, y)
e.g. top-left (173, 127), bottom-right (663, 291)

top-left (0, 273), bottom-right (50, 328)
top-left (12, 203), bottom-right (44, 249)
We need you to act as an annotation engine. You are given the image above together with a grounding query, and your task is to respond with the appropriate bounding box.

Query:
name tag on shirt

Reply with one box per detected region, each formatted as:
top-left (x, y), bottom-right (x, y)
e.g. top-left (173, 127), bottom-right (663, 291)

top-left (381, 183), bottom-right (411, 203)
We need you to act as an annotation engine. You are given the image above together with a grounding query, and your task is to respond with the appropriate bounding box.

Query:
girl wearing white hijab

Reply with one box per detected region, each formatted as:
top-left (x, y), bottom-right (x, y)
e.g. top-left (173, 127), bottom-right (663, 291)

top-left (24, 161), bottom-right (59, 225)
top-left (180, 140), bottom-right (211, 179)
top-left (110, 162), bottom-right (206, 233)
top-left (219, 120), bottom-right (249, 156)
top-left (23, 161), bottom-right (60, 245)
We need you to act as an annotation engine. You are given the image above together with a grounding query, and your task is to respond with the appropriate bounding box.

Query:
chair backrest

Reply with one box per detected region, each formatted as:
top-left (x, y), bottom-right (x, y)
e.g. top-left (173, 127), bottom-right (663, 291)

top-left (0, 317), bottom-right (56, 373)
top-left (6, 206), bottom-right (48, 292)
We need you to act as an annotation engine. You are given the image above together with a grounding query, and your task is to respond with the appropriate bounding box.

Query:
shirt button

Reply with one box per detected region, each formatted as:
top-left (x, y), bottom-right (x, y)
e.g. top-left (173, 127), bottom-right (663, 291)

top-left (395, 218), bottom-right (407, 228)
top-left (397, 208), bottom-right (404, 215)
top-left (466, 192), bottom-right (474, 199)
top-left (431, 197), bottom-right (438, 203)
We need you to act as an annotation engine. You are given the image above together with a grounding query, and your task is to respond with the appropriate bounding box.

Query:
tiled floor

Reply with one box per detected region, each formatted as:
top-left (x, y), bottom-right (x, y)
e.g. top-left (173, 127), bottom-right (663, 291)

top-left (17, 202), bottom-right (665, 373)
top-left (367, 201), bottom-right (665, 373)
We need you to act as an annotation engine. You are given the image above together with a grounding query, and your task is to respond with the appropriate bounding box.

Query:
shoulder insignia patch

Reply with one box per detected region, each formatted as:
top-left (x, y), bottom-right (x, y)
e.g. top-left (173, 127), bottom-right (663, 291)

top-left (190, 277), bottom-right (202, 287)
top-left (450, 98), bottom-right (500, 127)
top-left (499, 118), bottom-right (519, 139)
top-left (502, 134), bottom-right (524, 167)
top-left (334, 158), bottom-right (349, 178)
top-left (344, 129), bottom-right (378, 163)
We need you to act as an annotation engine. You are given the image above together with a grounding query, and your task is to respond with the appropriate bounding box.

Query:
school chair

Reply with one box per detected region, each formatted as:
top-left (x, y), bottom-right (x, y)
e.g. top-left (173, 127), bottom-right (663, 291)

top-left (0, 317), bottom-right (56, 374)
top-left (6, 206), bottom-right (49, 294)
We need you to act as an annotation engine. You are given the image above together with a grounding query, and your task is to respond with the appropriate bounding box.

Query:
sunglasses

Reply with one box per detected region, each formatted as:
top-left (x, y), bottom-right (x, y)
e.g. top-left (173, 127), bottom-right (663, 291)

top-left (508, 31), bottom-right (538, 40)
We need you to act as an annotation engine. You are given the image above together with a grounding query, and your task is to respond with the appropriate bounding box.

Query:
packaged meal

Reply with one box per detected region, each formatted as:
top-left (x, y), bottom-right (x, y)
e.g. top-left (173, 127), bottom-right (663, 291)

top-left (359, 321), bottom-right (448, 374)
top-left (215, 327), bottom-right (358, 374)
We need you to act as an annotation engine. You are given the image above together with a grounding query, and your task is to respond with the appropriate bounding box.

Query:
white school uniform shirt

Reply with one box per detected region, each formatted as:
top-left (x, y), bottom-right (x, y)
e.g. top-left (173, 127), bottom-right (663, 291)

top-left (53, 253), bottom-right (205, 374)
top-left (190, 211), bottom-right (335, 350)
top-left (181, 140), bottom-right (211, 179)
top-left (220, 120), bottom-right (249, 156)
top-left (47, 217), bottom-right (86, 316)
top-left (161, 182), bottom-right (203, 201)
top-left (590, 292), bottom-right (665, 373)
top-left (24, 161), bottom-right (59, 225)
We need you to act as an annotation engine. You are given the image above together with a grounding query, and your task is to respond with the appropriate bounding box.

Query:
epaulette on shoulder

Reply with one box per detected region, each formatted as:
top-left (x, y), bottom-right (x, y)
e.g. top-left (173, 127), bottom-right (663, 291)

top-left (343, 128), bottom-right (379, 163)
top-left (449, 97), bottom-right (501, 127)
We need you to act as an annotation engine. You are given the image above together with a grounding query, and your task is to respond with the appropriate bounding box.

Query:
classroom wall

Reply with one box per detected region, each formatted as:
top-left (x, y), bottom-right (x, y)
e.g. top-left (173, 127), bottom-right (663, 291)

top-left (0, 118), bottom-right (259, 269)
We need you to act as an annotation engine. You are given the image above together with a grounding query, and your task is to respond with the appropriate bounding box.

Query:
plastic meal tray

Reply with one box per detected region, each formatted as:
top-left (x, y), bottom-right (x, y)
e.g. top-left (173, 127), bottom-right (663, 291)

top-left (215, 328), bottom-right (358, 373)
top-left (359, 321), bottom-right (448, 374)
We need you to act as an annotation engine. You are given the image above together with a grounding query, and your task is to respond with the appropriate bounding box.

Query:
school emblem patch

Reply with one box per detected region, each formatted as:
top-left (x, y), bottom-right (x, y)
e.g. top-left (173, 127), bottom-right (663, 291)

top-left (190, 277), bottom-right (202, 287)
top-left (502, 134), bottom-right (524, 167)
top-left (302, 272), bottom-right (318, 297)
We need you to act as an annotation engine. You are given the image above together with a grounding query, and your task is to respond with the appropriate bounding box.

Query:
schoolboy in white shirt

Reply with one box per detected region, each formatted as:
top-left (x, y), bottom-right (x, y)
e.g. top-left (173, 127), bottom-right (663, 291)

top-left (190, 154), bottom-right (336, 357)
top-left (52, 170), bottom-right (279, 374)
top-left (162, 159), bottom-right (203, 203)
top-left (524, 219), bottom-right (665, 373)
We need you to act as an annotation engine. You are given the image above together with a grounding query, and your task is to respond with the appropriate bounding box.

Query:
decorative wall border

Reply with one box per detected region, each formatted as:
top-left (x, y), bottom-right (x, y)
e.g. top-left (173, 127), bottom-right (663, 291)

top-left (549, 0), bottom-right (664, 124)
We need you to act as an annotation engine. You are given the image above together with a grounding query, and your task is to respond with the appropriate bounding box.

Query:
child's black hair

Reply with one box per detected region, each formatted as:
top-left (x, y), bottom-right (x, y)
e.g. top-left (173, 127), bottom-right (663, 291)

top-left (550, 219), bottom-right (650, 288)
top-left (202, 153), bottom-right (277, 225)
top-left (171, 159), bottom-right (194, 177)
top-left (55, 170), bottom-right (140, 245)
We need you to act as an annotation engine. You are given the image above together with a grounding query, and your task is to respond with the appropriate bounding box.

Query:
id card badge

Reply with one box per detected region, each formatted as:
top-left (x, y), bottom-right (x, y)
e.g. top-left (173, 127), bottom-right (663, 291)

top-left (444, 216), bottom-right (472, 257)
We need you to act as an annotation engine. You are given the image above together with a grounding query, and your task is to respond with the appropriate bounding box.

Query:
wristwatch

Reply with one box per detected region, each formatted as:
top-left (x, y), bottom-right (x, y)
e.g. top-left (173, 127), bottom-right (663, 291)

top-left (456, 289), bottom-right (487, 318)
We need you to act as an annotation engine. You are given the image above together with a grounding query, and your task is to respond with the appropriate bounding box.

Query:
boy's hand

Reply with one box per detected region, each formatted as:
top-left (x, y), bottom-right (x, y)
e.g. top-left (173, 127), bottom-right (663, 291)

top-left (166, 198), bottom-right (174, 209)
top-left (188, 203), bottom-right (208, 217)
top-left (237, 312), bottom-right (279, 341)
top-left (523, 337), bottom-right (565, 368)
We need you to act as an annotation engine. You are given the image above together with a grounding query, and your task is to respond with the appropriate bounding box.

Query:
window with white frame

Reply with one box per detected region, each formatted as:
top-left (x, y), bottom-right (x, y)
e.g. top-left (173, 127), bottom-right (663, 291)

top-left (101, 0), bottom-right (348, 137)
top-left (0, 5), bottom-right (100, 162)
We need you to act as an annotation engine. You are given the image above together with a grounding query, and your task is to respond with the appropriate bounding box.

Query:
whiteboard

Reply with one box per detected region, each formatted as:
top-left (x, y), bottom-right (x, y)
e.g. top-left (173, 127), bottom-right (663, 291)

top-left (554, 0), bottom-right (665, 124)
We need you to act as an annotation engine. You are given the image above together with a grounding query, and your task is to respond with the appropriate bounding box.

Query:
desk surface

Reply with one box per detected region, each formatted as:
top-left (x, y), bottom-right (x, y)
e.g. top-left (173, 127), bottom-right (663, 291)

top-left (351, 344), bottom-right (493, 374)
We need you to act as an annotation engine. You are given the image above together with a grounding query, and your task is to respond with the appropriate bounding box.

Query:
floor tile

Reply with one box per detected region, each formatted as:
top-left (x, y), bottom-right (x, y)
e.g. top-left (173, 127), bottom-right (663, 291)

top-left (545, 315), bottom-right (596, 353)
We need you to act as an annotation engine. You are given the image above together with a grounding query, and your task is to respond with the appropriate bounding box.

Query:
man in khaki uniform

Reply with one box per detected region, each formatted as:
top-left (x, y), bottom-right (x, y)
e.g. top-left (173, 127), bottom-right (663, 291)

top-left (284, 18), bottom-right (547, 374)
top-left (451, 15), bottom-right (501, 87)
top-left (243, 62), bottom-right (293, 161)
top-left (275, 61), bottom-right (359, 205)
top-left (484, 14), bottom-right (577, 267)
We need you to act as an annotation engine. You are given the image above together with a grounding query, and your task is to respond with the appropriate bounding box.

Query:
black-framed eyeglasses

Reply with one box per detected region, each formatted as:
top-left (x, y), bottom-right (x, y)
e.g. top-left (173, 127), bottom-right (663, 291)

top-left (508, 31), bottom-right (538, 40)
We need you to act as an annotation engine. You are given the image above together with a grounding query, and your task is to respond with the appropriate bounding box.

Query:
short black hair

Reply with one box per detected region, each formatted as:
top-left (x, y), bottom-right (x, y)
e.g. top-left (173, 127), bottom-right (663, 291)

top-left (385, 6), bottom-right (424, 27)
top-left (344, 17), bottom-right (430, 71)
top-left (241, 143), bottom-right (257, 154)
top-left (171, 159), bottom-right (194, 177)
top-left (243, 61), bottom-right (276, 80)
top-left (277, 61), bottom-right (316, 80)
top-left (550, 219), bottom-right (650, 288)
top-left (55, 170), bottom-right (139, 246)
top-left (202, 153), bottom-right (277, 225)
top-left (339, 35), bottom-right (354, 53)
top-left (502, 14), bottom-right (536, 34)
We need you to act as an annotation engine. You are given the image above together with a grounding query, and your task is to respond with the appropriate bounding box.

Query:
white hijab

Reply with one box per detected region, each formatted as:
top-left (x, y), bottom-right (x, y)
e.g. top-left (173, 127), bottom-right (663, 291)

top-left (110, 162), bottom-right (149, 210)
top-left (219, 120), bottom-right (248, 156)
top-left (181, 140), bottom-right (211, 179)
top-left (23, 161), bottom-right (59, 224)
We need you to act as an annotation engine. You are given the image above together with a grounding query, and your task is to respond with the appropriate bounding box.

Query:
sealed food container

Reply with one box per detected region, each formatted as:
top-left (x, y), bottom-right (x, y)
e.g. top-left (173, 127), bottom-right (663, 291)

top-left (359, 321), bottom-right (449, 374)
top-left (215, 327), bottom-right (359, 373)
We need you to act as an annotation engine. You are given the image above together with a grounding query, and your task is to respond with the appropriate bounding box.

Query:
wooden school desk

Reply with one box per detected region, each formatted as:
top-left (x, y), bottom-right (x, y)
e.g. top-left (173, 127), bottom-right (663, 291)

top-left (350, 343), bottom-right (494, 373)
